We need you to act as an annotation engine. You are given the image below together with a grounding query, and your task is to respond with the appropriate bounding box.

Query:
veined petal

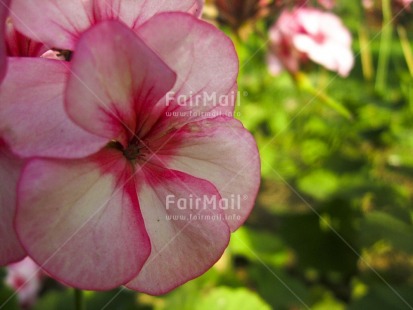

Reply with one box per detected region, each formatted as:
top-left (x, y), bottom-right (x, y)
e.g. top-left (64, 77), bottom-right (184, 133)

top-left (0, 58), bottom-right (107, 159)
top-left (96, 0), bottom-right (204, 30)
top-left (5, 17), bottom-right (48, 57)
top-left (127, 167), bottom-right (230, 295)
top-left (16, 150), bottom-right (151, 290)
top-left (0, 0), bottom-right (10, 83)
top-left (151, 117), bottom-right (260, 231)
top-left (0, 144), bottom-right (25, 265)
top-left (10, 0), bottom-right (203, 50)
top-left (66, 21), bottom-right (176, 145)
top-left (136, 12), bottom-right (239, 137)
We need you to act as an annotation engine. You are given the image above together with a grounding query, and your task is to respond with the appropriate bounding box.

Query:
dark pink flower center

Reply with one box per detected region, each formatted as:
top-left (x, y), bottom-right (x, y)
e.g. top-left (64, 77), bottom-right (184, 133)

top-left (107, 137), bottom-right (148, 162)
top-left (123, 142), bottom-right (141, 161)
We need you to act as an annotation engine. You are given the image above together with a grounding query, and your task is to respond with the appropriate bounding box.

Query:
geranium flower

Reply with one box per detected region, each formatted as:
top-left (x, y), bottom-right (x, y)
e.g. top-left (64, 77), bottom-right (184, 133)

top-left (268, 7), bottom-right (354, 77)
top-left (5, 257), bottom-right (43, 308)
top-left (3, 14), bottom-right (259, 295)
top-left (0, 0), bottom-right (205, 267)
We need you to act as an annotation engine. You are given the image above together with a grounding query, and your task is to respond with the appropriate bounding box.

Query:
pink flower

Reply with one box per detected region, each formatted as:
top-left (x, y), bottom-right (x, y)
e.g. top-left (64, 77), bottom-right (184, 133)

top-left (1, 14), bottom-right (260, 295)
top-left (5, 257), bottom-right (42, 308)
top-left (268, 7), bottom-right (354, 77)
top-left (0, 0), bottom-right (205, 266)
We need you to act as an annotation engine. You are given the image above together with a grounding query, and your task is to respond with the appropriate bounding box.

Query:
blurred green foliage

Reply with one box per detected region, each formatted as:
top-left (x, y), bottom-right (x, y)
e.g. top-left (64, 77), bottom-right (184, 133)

top-left (2, 1), bottom-right (413, 309)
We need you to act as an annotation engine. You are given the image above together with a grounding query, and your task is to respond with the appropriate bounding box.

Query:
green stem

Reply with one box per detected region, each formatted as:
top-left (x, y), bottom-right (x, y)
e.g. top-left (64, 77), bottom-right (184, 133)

top-left (74, 289), bottom-right (85, 310)
top-left (295, 73), bottom-right (353, 120)
top-left (359, 26), bottom-right (374, 81)
top-left (397, 25), bottom-right (413, 77)
top-left (375, 0), bottom-right (393, 94)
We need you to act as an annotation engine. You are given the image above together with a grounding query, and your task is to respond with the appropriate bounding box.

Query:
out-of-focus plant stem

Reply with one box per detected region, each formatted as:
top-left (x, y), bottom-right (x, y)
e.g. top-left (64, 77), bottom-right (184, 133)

top-left (375, 0), bottom-right (393, 93)
top-left (74, 289), bottom-right (85, 310)
top-left (359, 26), bottom-right (374, 81)
top-left (295, 73), bottom-right (353, 120)
top-left (397, 25), bottom-right (413, 77)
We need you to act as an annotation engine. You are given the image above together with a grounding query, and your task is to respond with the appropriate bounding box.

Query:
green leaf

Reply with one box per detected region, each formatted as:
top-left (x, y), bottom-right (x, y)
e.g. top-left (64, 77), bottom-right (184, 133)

top-left (298, 170), bottom-right (339, 200)
top-left (196, 287), bottom-right (271, 310)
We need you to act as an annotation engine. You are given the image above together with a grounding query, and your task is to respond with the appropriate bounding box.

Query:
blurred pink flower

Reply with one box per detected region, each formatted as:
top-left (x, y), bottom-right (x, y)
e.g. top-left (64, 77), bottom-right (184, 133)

top-left (294, 0), bottom-right (335, 9)
top-left (268, 7), bottom-right (354, 77)
top-left (214, 0), bottom-right (273, 30)
top-left (317, 0), bottom-right (335, 9)
top-left (399, 0), bottom-right (413, 7)
top-left (1, 15), bottom-right (260, 295)
top-left (5, 257), bottom-right (42, 307)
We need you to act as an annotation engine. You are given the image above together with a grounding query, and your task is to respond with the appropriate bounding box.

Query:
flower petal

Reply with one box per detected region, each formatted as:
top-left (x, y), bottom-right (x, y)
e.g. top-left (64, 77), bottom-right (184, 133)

top-left (151, 116), bottom-right (260, 231)
top-left (5, 17), bottom-right (48, 57)
top-left (0, 0), bottom-right (10, 83)
top-left (10, 0), bottom-right (203, 50)
top-left (16, 151), bottom-right (151, 290)
top-left (0, 144), bottom-right (25, 266)
top-left (127, 167), bottom-right (230, 295)
top-left (0, 58), bottom-right (107, 159)
top-left (136, 12), bottom-right (239, 135)
top-left (95, 0), bottom-right (204, 29)
top-left (66, 21), bottom-right (176, 145)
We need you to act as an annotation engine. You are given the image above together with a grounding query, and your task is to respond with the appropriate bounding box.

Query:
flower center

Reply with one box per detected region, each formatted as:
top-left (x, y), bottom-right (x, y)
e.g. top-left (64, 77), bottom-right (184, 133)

top-left (123, 143), bottom-right (141, 161)
top-left (107, 139), bottom-right (144, 162)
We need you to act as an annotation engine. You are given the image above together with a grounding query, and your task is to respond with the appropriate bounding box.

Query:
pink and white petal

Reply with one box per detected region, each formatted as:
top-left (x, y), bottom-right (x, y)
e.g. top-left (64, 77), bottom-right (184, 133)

top-left (127, 167), bottom-right (230, 295)
top-left (334, 47), bottom-right (354, 77)
top-left (66, 21), bottom-right (176, 145)
top-left (0, 144), bottom-right (25, 266)
top-left (0, 58), bottom-right (107, 159)
top-left (0, 0), bottom-right (10, 83)
top-left (96, 0), bottom-right (204, 30)
top-left (152, 117), bottom-right (260, 231)
top-left (5, 17), bottom-right (48, 57)
top-left (10, 0), bottom-right (203, 51)
top-left (16, 151), bottom-right (151, 290)
top-left (136, 12), bottom-right (238, 136)
top-left (10, 0), bottom-right (93, 50)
